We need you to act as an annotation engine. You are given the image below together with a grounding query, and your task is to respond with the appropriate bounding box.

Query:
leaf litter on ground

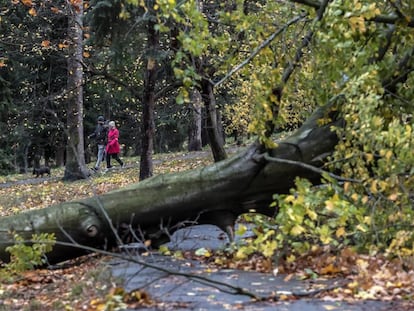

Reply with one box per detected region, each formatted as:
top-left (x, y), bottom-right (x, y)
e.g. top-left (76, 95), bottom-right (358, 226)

top-left (0, 148), bottom-right (413, 309)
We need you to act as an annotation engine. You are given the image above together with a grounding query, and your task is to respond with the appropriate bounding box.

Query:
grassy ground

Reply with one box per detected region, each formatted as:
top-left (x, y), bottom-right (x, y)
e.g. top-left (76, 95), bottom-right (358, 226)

top-left (0, 149), bottom-right (220, 218)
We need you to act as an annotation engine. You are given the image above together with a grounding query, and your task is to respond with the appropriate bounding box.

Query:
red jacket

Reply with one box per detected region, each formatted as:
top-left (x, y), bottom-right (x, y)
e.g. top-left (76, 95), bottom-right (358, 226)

top-left (106, 128), bottom-right (121, 154)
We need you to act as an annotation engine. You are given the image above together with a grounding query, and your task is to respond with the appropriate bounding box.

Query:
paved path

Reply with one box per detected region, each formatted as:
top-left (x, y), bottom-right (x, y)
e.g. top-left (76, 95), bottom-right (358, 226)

top-left (111, 225), bottom-right (408, 311)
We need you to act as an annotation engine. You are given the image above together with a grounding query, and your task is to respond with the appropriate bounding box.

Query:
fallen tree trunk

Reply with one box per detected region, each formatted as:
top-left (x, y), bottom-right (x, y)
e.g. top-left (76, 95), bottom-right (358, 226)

top-left (0, 105), bottom-right (342, 264)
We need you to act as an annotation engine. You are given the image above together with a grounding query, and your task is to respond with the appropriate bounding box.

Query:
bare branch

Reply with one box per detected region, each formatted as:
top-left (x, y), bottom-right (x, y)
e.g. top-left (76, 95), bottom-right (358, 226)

top-left (213, 14), bottom-right (308, 88)
top-left (50, 240), bottom-right (262, 299)
top-left (282, 0), bottom-right (330, 84)
top-left (263, 153), bottom-right (362, 183)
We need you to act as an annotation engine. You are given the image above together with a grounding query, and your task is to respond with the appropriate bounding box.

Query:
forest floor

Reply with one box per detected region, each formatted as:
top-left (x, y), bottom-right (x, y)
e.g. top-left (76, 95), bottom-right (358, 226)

top-left (0, 146), bottom-right (413, 310)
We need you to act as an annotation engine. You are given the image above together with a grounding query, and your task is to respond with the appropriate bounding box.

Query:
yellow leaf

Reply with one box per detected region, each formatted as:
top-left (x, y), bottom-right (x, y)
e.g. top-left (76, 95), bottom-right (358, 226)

top-left (343, 181), bottom-right (350, 193)
top-left (58, 42), bottom-right (69, 49)
top-left (263, 240), bottom-right (277, 257)
top-left (327, 194), bottom-right (339, 210)
top-left (284, 194), bottom-right (295, 203)
top-left (347, 280), bottom-right (359, 289)
top-left (349, 16), bottom-right (366, 33)
top-left (41, 40), bottom-right (50, 47)
top-left (50, 6), bottom-right (60, 13)
top-left (307, 209), bottom-right (317, 220)
top-left (351, 193), bottom-right (359, 202)
top-left (158, 245), bottom-right (170, 255)
top-left (370, 180), bottom-right (377, 193)
top-left (385, 150), bottom-right (393, 160)
top-left (356, 224), bottom-right (367, 232)
top-left (290, 225), bottom-right (305, 236)
top-left (28, 8), bottom-right (37, 16)
top-left (325, 200), bottom-right (334, 210)
top-left (286, 254), bottom-right (296, 263)
top-left (235, 249), bottom-right (247, 260)
top-left (236, 224), bottom-right (247, 236)
top-left (336, 227), bottom-right (346, 238)
top-left (21, 0), bottom-right (32, 6)
top-left (388, 193), bottom-right (398, 201)
top-left (365, 153), bottom-right (373, 162)
top-left (320, 263), bottom-right (341, 275)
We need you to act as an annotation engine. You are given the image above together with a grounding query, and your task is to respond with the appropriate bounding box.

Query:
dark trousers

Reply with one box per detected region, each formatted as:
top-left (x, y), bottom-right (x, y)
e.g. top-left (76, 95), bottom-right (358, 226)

top-left (106, 153), bottom-right (123, 168)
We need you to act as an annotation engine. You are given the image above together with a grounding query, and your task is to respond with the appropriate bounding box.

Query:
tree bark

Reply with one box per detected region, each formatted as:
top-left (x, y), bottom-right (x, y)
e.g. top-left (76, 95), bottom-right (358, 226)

top-left (200, 78), bottom-right (227, 162)
top-left (188, 89), bottom-right (203, 151)
top-left (0, 104), bottom-right (341, 264)
top-left (139, 11), bottom-right (158, 181)
top-left (63, 0), bottom-right (89, 181)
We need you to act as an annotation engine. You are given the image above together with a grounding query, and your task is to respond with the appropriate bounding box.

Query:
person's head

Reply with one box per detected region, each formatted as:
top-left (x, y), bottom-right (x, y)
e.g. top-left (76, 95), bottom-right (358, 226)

top-left (97, 116), bottom-right (105, 124)
top-left (108, 121), bottom-right (116, 128)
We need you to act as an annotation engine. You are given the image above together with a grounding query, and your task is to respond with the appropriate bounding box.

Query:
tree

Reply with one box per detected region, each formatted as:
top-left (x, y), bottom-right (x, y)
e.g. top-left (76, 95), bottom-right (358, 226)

top-left (188, 89), bottom-right (203, 151)
top-left (139, 2), bottom-right (159, 180)
top-left (64, 0), bottom-right (89, 180)
top-left (0, 0), bottom-right (68, 173)
top-left (87, 0), bottom-right (183, 178)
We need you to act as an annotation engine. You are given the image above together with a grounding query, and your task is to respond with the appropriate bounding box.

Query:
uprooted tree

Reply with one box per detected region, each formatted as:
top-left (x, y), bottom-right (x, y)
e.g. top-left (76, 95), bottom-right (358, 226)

top-left (0, 103), bottom-right (341, 264)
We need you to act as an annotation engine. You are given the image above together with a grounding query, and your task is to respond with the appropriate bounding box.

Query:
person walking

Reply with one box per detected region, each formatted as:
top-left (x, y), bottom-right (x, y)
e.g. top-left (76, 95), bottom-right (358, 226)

top-left (105, 121), bottom-right (124, 170)
top-left (88, 115), bottom-right (108, 171)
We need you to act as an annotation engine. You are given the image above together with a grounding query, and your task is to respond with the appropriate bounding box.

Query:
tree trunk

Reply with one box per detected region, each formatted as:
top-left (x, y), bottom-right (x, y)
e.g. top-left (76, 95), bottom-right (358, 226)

top-left (0, 104), bottom-right (341, 264)
top-left (200, 79), bottom-right (227, 162)
top-left (63, 0), bottom-right (89, 181)
top-left (139, 11), bottom-right (158, 181)
top-left (188, 89), bottom-right (202, 151)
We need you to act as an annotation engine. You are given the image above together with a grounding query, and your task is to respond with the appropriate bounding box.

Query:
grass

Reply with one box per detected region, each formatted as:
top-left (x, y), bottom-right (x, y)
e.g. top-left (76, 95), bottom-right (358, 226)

top-left (0, 149), bottom-right (223, 218)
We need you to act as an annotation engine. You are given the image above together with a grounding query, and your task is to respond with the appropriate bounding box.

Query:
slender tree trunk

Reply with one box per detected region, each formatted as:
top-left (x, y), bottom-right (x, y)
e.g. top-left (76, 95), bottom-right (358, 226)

top-left (200, 79), bottom-right (227, 162)
top-left (63, 0), bottom-right (89, 181)
top-left (55, 141), bottom-right (65, 167)
top-left (216, 108), bottom-right (226, 146)
top-left (188, 89), bottom-right (202, 151)
top-left (139, 12), bottom-right (158, 181)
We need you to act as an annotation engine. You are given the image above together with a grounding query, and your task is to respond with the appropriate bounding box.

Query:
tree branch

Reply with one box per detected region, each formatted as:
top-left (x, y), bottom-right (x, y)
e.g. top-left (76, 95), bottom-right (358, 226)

top-left (213, 14), bottom-right (308, 88)
top-left (263, 153), bottom-right (362, 183)
top-left (282, 0), bottom-right (330, 84)
top-left (50, 240), bottom-right (262, 300)
top-left (83, 62), bottom-right (142, 98)
top-left (289, 0), bottom-right (414, 27)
